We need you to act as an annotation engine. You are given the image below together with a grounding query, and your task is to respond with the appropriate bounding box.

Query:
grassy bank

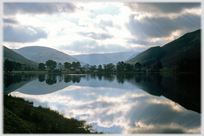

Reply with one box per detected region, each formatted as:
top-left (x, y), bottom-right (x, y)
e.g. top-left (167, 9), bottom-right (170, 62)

top-left (11, 71), bottom-right (49, 74)
top-left (4, 94), bottom-right (100, 134)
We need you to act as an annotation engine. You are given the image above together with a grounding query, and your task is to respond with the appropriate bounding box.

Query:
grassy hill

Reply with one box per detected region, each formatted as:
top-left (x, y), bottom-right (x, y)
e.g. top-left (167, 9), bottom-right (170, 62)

top-left (4, 95), bottom-right (99, 133)
top-left (126, 29), bottom-right (201, 70)
top-left (13, 46), bottom-right (83, 64)
top-left (72, 51), bottom-right (138, 66)
top-left (4, 46), bottom-right (39, 69)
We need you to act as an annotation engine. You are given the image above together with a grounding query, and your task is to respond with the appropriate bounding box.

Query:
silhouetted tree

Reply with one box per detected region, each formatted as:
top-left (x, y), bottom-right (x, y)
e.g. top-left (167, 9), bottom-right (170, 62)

top-left (135, 62), bottom-right (142, 70)
top-left (153, 60), bottom-right (163, 70)
top-left (107, 63), bottom-right (115, 72)
top-left (38, 63), bottom-right (46, 70)
top-left (124, 63), bottom-right (134, 71)
top-left (98, 65), bottom-right (102, 72)
top-left (64, 62), bottom-right (71, 70)
top-left (58, 63), bottom-right (63, 70)
top-left (46, 60), bottom-right (56, 72)
top-left (116, 61), bottom-right (124, 72)
top-left (4, 59), bottom-right (14, 73)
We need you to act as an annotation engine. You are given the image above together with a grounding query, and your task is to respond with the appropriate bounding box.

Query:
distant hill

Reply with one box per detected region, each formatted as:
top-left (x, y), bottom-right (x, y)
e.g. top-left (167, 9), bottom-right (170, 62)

top-left (13, 46), bottom-right (83, 64)
top-left (4, 46), bottom-right (39, 68)
top-left (126, 29), bottom-right (201, 69)
top-left (125, 52), bottom-right (141, 61)
top-left (72, 51), bottom-right (138, 66)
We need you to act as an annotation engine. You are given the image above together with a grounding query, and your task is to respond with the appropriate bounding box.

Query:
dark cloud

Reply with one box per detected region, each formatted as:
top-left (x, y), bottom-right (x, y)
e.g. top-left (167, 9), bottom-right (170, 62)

top-left (4, 3), bottom-right (77, 15)
top-left (3, 18), bottom-right (18, 24)
top-left (125, 3), bottom-right (201, 14)
top-left (126, 13), bottom-right (201, 39)
top-left (4, 25), bottom-right (48, 43)
top-left (79, 32), bottom-right (113, 40)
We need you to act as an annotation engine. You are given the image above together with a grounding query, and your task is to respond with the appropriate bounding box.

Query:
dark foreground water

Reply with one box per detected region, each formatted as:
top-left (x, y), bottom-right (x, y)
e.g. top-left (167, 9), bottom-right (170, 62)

top-left (4, 73), bottom-right (201, 134)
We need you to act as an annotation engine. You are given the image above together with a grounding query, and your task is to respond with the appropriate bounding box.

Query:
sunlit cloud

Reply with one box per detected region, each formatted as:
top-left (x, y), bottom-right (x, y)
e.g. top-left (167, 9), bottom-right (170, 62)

top-left (3, 2), bottom-right (201, 55)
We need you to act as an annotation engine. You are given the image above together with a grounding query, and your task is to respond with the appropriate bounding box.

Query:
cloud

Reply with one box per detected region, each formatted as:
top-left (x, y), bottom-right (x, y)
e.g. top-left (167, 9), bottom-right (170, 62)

top-left (3, 18), bottom-right (18, 24)
top-left (79, 32), bottom-right (113, 40)
top-left (90, 4), bottom-right (120, 16)
top-left (125, 3), bottom-right (201, 14)
top-left (4, 25), bottom-right (48, 43)
top-left (59, 39), bottom-right (132, 54)
top-left (126, 13), bottom-right (201, 39)
top-left (4, 3), bottom-right (77, 15)
top-left (126, 38), bottom-right (166, 46)
top-left (125, 101), bottom-right (201, 131)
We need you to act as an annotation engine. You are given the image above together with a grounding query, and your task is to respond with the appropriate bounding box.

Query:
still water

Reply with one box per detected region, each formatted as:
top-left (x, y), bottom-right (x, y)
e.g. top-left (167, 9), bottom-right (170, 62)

top-left (4, 73), bottom-right (201, 134)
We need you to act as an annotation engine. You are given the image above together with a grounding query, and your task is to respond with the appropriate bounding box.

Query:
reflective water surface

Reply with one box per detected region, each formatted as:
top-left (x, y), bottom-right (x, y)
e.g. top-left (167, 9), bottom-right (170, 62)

top-left (4, 73), bottom-right (201, 134)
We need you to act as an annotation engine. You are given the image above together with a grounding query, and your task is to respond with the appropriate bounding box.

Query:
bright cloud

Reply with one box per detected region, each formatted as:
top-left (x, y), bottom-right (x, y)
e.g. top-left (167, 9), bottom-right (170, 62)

top-left (3, 2), bottom-right (201, 55)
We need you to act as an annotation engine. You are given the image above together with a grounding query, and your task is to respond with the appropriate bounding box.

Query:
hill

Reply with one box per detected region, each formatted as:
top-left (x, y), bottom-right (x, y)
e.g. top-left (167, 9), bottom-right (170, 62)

top-left (4, 95), bottom-right (98, 133)
top-left (13, 46), bottom-right (83, 64)
top-left (126, 29), bottom-right (201, 71)
top-left (72, 51), bottom-right (138, 66)
top-left (4, 46), bottom-right (38, 68)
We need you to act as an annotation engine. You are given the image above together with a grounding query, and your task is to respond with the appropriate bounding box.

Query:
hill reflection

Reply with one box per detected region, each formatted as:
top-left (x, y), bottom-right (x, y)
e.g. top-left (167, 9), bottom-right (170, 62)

top-left (4, 73), bottom-right (200, 113)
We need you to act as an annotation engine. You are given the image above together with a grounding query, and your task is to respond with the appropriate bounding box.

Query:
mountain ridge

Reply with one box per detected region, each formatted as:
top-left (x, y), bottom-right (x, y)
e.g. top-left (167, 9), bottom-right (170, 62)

top-left (13, 46), bottom-right (84, 64)
top-left (126, 29), bottom-right (201, 69)
top-left (3, 46), bottom-right (39, 68)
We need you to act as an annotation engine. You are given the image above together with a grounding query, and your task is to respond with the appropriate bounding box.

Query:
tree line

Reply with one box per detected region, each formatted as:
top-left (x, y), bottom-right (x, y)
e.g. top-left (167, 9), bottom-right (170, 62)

top-left (4, 59), bottom-right (36, 73)
top-left (4, 58), bottom-right (163, 73)
top-left (38, 60), bottom-right (163, 73)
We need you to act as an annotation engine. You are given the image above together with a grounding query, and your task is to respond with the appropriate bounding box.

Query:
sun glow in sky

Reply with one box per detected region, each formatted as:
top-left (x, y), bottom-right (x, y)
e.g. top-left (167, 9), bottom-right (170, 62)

top-left (3, 2), bottom-right (201, 55)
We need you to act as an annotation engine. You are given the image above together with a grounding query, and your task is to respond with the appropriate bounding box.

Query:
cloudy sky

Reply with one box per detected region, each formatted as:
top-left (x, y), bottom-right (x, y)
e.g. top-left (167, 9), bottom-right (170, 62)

top-left (3, 2), bottom-right (201, 55)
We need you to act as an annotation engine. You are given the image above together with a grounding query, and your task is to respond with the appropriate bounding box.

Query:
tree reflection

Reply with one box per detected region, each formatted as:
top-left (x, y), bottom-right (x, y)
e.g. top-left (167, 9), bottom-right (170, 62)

top-left (64, 75), bottom-right (72, 83)
top-left (38, 74), bottom-right (45, 82)
top-left (103, 74), bottom-right (115, 82)
top-left (4, 74), bottom-right (22, 88)
top-left (46, 74), bottom-right (57, 85)
top-left (135, 74), bottom-right (142, 83)
top-left (58, 75), bottom-right (63, 82)
top-left (72, 76), bottom-right (81, 83)
top-left (116, 74), bottom-right (124, 84)
top-left (97, 74), bottom-right (102, 80)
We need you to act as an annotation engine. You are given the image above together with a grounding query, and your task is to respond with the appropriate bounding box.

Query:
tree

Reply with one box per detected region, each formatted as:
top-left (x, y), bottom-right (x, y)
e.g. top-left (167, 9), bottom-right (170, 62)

top-left (75, 62), bottom-right (81, 70)
top-left (90, 65), bottom-right (97, 72)
top-left (153, 60), bottom-right (163, 70)
top-left (15, 62), bottom-right (22, 70)
top-left (4, 59), bottom-right (14, 73)
top-left (116, 61), bottom-right (124, 72)
top-left (38, 63), bottom-right (46, 70)
top-left (58, 63), bottom-right (64, 70)
top-left (98, 65), bottom-right (102, 72)
top-left (103, 64), bottom-right (107, 72)
top-left (64, 62), bottom-right (71, 70)
top-left (46, 60), bottom-right (57, 71)
top-left (135, 62), bottom-right (142, 70)
top-left (107, 63), bottom-right (115, 72)
top-left (124, 63), bottom-right (134, 71)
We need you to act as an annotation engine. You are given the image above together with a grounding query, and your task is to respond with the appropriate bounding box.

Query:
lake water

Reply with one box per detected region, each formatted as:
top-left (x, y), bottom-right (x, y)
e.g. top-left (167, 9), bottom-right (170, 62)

top-left (4, 73), bottom-right (201, 134)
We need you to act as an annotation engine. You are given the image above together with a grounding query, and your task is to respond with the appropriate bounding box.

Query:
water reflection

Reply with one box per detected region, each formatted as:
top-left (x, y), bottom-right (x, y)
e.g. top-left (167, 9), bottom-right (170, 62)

top-left (4, 73), bottom-right (201, 134)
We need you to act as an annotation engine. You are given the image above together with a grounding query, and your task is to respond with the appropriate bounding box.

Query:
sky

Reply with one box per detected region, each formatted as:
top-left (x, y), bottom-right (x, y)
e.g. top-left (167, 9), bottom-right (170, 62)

top-left (3, 2), bottom-right (201, 55)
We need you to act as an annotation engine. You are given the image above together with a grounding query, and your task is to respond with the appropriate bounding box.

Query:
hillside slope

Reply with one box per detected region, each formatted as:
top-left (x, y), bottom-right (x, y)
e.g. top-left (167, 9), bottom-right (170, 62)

top-left (13, 46), bottom-right (83, 64)
top-left (126, 29), bottom-right (201, 69)
top-left (72, 51), bottom-right (138, 66)
top-left (4, 46), bottom-right (38, 68)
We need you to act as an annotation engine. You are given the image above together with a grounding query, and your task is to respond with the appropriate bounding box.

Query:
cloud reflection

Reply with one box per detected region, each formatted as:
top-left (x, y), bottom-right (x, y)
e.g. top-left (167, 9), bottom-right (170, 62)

top-left (10, 74), bottom-right (201, 134)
